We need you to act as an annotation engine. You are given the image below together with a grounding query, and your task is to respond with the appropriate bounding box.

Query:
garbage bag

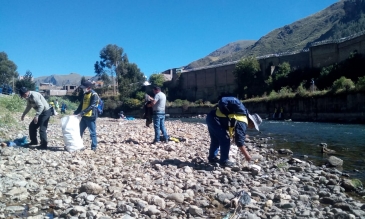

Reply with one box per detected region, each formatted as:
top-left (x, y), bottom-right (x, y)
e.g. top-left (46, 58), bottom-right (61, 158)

top-left (61, 116), bottom-right (84, 152)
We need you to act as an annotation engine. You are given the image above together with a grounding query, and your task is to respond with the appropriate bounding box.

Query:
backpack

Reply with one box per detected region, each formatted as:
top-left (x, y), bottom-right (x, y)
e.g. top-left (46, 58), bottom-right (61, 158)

top-left (97, 98), bottom-right (104, 115)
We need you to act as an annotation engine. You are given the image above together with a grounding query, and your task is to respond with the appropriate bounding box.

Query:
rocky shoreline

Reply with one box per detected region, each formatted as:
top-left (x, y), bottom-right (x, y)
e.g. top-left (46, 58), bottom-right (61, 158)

top-left (0, 117), bottom-right (364, 219)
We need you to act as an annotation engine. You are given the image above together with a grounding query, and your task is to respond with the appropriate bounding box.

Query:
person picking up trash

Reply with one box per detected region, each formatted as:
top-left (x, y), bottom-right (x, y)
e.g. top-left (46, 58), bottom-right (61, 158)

top-left (206, 94), bottom-right (262, 167)
top-left (19, 87), bottom-right (53, 149)
top-left (74, 81), bottom-right (99, 151)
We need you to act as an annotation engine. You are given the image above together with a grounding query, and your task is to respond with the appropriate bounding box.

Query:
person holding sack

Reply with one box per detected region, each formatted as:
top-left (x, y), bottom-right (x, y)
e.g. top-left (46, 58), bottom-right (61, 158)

top-left (74, 81), bottom-right (99, 151)
top-left (19, 87), bottom-right (52, 149)
top-left (206, 94), bottom-right (262, 167)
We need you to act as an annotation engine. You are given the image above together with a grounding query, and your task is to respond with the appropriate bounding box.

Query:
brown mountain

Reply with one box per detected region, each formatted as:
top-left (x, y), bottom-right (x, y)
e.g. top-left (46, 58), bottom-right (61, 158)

top-left (34, 73), bottom-right (95, 86)
top-left (185, 0), bottom-right (365, 69)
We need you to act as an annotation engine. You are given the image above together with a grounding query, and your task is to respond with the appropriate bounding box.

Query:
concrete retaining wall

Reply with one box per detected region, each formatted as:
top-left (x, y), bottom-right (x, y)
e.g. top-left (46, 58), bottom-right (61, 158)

top-left (174, 33), bottom-right (365, 102)
top-left (123, 93), bottom-right (365, 124)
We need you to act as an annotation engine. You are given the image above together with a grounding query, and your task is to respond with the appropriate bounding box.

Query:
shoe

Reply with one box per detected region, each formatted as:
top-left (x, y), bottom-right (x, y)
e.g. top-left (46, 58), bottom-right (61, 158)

top-left (24, 142), bottom-right (38, 147)
top-left (208, 157), bottom-right (220, 164)
top-left (37, 145), bottom-right (48, 150)
top-left (91, 148), bottom-right (97, 151)
top-left (151, 141), bottom-right (160, 144)
top-left (219, 160), bottom-right (236, 167)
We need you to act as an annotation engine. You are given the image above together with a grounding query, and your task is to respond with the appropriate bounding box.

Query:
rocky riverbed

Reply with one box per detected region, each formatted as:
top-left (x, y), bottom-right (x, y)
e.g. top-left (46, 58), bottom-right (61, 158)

top-left (0, 116), bottom-right (365, 219)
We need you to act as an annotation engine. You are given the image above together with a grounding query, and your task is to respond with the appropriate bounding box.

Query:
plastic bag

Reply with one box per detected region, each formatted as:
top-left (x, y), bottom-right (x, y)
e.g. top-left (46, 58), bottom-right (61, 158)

top-left (61, 116), bottom-right (84, 152)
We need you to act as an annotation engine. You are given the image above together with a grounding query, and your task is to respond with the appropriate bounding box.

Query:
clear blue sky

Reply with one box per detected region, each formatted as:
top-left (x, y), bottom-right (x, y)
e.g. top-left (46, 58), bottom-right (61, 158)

top-left (0, 0), bottom-right (338, 79)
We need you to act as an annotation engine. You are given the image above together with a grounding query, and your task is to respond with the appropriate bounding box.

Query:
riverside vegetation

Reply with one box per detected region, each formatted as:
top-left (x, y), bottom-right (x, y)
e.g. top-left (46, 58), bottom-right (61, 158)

top-left (0, 94), bottom-right (365, 218)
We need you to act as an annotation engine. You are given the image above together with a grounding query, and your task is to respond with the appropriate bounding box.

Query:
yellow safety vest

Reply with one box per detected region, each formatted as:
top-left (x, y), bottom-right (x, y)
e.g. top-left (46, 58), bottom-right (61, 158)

top-left (82, 93), bottom-right (92, 117)
top-left (215, 108), bottom-right (248, 138)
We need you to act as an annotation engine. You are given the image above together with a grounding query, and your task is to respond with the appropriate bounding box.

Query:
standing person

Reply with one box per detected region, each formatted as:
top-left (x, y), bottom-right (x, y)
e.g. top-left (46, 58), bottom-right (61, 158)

top-left (61, 102), bottom-right (67, 114)
top-left (74, 81), bottom-right (99, 151)
top-left (149, 86), bottom-right (169, 143)
top-left (19, 87), bottom-right (52, 149)
top-left (272, 107), bottom-right (277, 119)
top-left (206, 95), bottom-right (262, 167)
top-left (143, 94), bottom-right (153, 127)
top-left (55, 99), bottom-right (60, 111)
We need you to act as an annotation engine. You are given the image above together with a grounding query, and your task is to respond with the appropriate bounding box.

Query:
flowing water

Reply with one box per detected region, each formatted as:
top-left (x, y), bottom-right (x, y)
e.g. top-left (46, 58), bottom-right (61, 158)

top-left (174, 118), bottom-right (365, 184)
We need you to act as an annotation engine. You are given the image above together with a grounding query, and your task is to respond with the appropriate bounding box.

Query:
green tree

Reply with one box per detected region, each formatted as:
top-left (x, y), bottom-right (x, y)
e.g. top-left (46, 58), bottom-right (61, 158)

top-left (117, 62), bottom-right (145, 98)
top-left (149, 74), bottom-right (165, 87)
top-left (15, 70), bottom-right (36, 91)
top-left (233, 56), bottom-right (261, 99)
top-left (0, 52), bottom-right (18, 85)
top-left (332, 76), bottom-right (355, 92)
top-left (272, 62), bottom-right (291, 91)
top-left (95, 44), bottom-right (127, 95)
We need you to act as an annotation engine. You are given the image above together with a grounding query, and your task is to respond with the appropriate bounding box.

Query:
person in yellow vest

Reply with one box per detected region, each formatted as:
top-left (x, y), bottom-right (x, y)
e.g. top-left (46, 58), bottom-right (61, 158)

top-left (74, 81), bottom-right (99, 151)
top-left (49, 101), bottom-right (55, 109)
top-left (206, 95), bottom-right (262, 167)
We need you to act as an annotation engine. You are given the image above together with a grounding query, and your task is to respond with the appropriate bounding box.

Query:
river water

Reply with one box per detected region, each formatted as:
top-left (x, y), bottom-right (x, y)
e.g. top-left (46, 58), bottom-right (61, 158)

top-left (174, 118), bottom-right (365, 184)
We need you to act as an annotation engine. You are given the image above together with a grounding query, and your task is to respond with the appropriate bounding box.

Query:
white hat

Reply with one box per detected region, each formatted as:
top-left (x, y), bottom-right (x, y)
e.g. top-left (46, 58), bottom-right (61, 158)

top-left (248, 113), bottom-right (262, 131)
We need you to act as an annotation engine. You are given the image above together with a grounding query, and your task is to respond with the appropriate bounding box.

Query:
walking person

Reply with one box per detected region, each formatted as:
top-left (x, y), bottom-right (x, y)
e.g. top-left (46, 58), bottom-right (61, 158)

top-left (148, 86), bottom-right (169, 143)
top-left (19, 87), bottom-right (53, 149)
top-left (206, 95), bottom-right (262, 167)
top-left (74, 81), bottom-right (99, 151)
top-left (61, 102), bottom-right (67, 114)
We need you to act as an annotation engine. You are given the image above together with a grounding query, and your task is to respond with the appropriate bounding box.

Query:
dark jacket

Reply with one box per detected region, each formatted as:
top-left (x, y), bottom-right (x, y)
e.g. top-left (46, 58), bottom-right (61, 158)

top-left (208, 97), bottom-right (249, 147)
top-left (74, 90), bottom-right (99, 119)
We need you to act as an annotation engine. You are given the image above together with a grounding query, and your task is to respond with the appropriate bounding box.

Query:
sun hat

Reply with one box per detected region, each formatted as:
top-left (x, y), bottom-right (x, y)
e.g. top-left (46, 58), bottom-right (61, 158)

top-left (80, 81), bottom-right (93, 89)
top-left (248, 113), bottom-right (262, 131)
top-left (18, 87), bottom-right (28, 96)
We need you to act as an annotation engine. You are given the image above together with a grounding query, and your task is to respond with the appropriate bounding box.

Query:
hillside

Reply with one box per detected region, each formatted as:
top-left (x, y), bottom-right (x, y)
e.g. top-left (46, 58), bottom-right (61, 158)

top-left (186, 40), bottom-right (256, 69)
top-left (185, 0), bottom-right (365, 69)
top-left (34, 73), bottom-right (95, 86)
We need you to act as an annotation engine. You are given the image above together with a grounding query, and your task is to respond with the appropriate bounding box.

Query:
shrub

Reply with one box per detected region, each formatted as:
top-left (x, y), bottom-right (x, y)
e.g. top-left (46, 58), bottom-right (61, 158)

top-left (0, 95), bottom-right (25, 112)
top-left (296, 83), bottom-right (307, 97)
top-left (268, 91), bottom-right (278, 98)
top-left (332, 76), bottom-right (355, 92)
top-left (135, 91), bottom-right (145, 100)
top-left (278, 86), bottom-right (292, 96)
top-left (356, 76), bottom-right (365, 90)
top-left (104, 99), bottom-right (119, 111)
top-left (123, 98), bottom-right (142, 110)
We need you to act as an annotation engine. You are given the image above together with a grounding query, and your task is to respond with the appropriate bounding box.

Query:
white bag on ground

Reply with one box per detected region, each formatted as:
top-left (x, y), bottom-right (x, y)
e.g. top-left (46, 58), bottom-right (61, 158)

top-left (61, 115), bottom-right (84, 152)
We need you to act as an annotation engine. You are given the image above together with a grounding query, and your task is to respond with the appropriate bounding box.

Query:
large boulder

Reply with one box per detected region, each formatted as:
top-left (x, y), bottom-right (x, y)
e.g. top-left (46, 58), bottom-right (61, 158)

top-left (79, 182), bottom-right (103, 195)
top-left (327, 156), bottom-right (343, 167)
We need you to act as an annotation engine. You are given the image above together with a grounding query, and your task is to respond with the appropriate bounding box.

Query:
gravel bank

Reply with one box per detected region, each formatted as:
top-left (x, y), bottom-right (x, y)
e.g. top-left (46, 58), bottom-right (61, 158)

top-left (0, 117), bottom-right (364, 219)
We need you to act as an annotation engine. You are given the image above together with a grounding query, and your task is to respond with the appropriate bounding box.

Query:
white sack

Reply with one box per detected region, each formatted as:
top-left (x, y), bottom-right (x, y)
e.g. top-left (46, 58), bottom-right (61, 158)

top-left (61, 115), bottom-right (84, 152)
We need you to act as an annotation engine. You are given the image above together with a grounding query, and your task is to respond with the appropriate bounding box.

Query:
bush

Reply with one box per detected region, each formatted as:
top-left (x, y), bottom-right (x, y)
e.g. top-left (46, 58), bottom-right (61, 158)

top-left (278, 86), bottom-right (292, 96)
top-left (296, 83), bottom-right (307, 97)
top-left (135, 91), bottom-right (145, 101)
top-left (269, 91), bottom-right (278, 98)
top-left (103, 99), bottom-right (119, 111)
top-left (332, 76), bottom-right (355, 92)
top-left (356, 76), bottom-right (365, 90)
top-left (123, 98), bottom-right (142, 110)
top-left (0, 95), bottom-right (25, 112)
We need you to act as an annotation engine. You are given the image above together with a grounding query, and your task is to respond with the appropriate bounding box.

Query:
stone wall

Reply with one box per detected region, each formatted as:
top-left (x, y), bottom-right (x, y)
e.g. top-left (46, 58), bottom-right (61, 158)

top-left (173, 33), bottom-right (365, 102)
top-left (123, 93), bottom-right (365, 124)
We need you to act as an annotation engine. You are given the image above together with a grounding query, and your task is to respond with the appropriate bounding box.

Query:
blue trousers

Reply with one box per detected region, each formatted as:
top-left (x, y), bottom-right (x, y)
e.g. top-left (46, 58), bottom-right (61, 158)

top-left (206, 113), bottom-right (231, 163)
top-left (153, 114), bottom-right (168, 142)
top-left (80, 117), bottom-right (97, 150)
